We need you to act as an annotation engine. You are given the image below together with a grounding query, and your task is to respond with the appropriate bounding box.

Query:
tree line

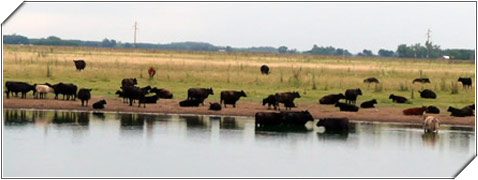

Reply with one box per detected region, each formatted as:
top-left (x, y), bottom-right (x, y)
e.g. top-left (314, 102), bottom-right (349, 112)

top-left (3, 34), bottom-right (474, 60)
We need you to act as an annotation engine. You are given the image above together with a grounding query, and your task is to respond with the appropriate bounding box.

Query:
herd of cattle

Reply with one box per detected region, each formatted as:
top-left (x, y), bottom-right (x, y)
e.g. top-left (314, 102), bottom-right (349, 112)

top-left (3, 62), bottom-right (475, 133)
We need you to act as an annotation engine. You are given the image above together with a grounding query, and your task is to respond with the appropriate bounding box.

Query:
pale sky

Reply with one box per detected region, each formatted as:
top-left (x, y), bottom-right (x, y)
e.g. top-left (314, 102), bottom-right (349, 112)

top-left (3, 2), bottom-right (476, 53)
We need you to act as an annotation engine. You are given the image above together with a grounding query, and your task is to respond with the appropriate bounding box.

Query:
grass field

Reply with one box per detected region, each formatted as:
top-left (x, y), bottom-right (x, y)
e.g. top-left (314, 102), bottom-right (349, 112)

top-left (2, 45), bottom-right (475, 110)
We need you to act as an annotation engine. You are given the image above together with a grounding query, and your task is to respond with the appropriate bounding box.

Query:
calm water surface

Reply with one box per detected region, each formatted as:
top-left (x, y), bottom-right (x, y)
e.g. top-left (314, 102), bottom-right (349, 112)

top-left (2, 109), bottom-right (475, 177)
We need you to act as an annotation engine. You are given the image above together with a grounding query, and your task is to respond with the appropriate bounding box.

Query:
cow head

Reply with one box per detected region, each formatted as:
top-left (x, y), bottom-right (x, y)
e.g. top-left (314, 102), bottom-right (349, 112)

top-left (389, 94), bottom-right (394, 99)
top-left (262, 98), bottom-right (268, 106)
top-left (208, 88), bottom-right (214, 95)
top-left (316, 119), bottom-right (325, 127)
top-left (240, 90), bottom-right (247, 97)
top-left (87, 89), bottom-right (92, 92)
top-left (356, 88), bottom-right (362, 95)
top-left (301, 110), bottom-right (314, 121)
top-left (100, 99), bottom-right (107, 105)
top-left (424, 79), bottom-right (431, 83)
top-left (293, 91), bottom-right (301, 98)
top-left (447, 106), bottom-right (454, 112)
top-left (371, 99), bottom-right (377, 104)
top-left (133, 78), bottom-right (138, 85)
top-left (338, 93), bottom-right (345, 99)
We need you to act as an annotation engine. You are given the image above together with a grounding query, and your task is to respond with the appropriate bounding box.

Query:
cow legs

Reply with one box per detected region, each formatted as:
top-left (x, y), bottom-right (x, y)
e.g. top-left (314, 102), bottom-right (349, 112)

top-left (233, 103), bottom-right (236, 108)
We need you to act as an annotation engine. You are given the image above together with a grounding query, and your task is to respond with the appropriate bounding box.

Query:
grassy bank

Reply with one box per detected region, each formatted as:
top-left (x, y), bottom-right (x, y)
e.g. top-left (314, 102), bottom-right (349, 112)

top-left (2, 45), bottom-right (475, 111)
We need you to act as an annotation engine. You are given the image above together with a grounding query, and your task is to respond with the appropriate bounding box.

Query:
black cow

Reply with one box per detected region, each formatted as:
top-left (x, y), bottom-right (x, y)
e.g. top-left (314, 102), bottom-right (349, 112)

top-left (274, 91), bottom-right (301, 110)
top-left (419, 89), bottom-right (437, 99)
top-left (187, 88), bottom-right (214, 105)
top-left (284, 101), bottom-right (297, 110)
top-left (363, 77), bottom-right (379, 83)
top-left (220, 90), bottom-right (247, 108)
top-left (150, 87), bottom-right (173, 99)
top-left (121, 78), bottom-right (137, 87)
top-left (413, 78), bottom-right (431, 84)
top-left (319, 93), bottom-right (345, 105)
top-left (121, 86), bottom-right (147, 106)
top-left (426, 106), bottom-right (440, 114)
top-left (5, 81), bottom-right (35, 99)
top-left (316, 118), bottom-right (349, 132)
top-left (262, 95), bottom-right (277, 110)
top-left (77, 88), bottom-right (92, 106)
top-left (448, 106), bottom-right (474, 117)
top-left (73, 60), bottom-right (86, 71)
top-left (115, 90), bottom-right (128, 103)
top-left (344, 88), bottom-right (362, 104)
top-left (92, 100), bottom-right (107, 109)
top-left (209, 102), bottom-right (222, 111)
top-left (464, 104), bottom-right (475, 111)
top-left (179, 99), bottom-right (202, 107)
top-left (335, 102), bottom-right (359, 112)
top-left (280, 111), bottom-right (314, 126)
top-left (51, 83), bottom-right (78, 100)
top-left (138, 94), bottom-right (159, 108)
top-left (458, 77), bottom-right (472, 88)
top-left (260, 65), bottom-right (270, 75)
top-left (389, 94), bottom-right (408, 103)
top-left (360, 99), bottom-right (377, 108)
top-left (255, 112), bottom-right (282, 127)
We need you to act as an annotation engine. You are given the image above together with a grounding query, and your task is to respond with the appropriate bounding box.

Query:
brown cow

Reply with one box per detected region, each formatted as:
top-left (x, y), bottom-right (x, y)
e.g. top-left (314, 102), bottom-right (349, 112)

top-left (274, 91), bottom-right (301, 110)
top-left (220, 90), bottom-right (247, 108)
top-left (148, 67), bottom-right (156, 78)
top-left (187, 88), bottom-right (214, 105)
top-left (403, 106), bottom-right (427, 115)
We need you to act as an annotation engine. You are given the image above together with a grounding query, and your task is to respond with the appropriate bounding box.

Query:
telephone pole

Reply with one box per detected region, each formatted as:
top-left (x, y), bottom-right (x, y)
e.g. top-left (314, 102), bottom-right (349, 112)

top-left (133, 21), bottom-right (138, 48)
top-left (425, 28), bottom-right (431, 58)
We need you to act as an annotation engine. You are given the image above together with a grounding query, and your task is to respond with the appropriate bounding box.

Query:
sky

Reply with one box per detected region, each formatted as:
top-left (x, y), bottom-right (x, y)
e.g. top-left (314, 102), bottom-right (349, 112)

top-left (2, 2), bottom-right (476, 53)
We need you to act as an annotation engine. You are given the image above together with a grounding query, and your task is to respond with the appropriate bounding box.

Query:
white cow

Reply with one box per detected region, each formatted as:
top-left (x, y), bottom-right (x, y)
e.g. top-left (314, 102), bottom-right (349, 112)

top-left (34, 84), bottom-right (55, 99)
top-left (423, 116), bottom-right (440, 133)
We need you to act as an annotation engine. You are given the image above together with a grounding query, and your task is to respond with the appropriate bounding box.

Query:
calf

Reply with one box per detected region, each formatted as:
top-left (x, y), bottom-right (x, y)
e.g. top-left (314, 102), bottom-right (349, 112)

top-left (426, 106), bottom-right (440, 114)
top-left (344, 88), bottom-right (362, 104)
top-left (316, 118), bottom-right (349, 132)
top-left (335, 102), bottom-right (359, 112)
top-left (121, 78), bottom-right (137, 87)
top-left (209, 102), bottom-right (222, 111)
top-left (260, 65), bottom-right (270, 75)
top-left (448, 106), bottom-right (474, 117)
top-left (419, 89), bottom-right (437, 99)
top-left (319, 93), bottom-right (345, 105)
top-left (150, 87), bottom-right (173, 99)
top-left (262, 95), bottom-right (277, 110)
top-left (179, 99), bottom-right (202, 107)
top-left (92, 100), bottom-right (107, 109)
top-left (73, 60), bottom-right (86, 71)
top-left (423, 116), bottom-right (440, 133)
top-left (77, 88), bottom-right (92, 106)
top-left (458, 77), bottom-right (472, 88)
top-left (148, 67), bottom-right (156, 78)
top-left (360, 99), bottom-right (377, 108)
top-left (34, 84), bottom-right (54, 99)
top-left (403, 106), bottom-right (427, 115)
top-left (220, 90), bottom-right (247, 108)
top-left (138, 94), bottom-right (159, 108)
top-left (187, 88), bottom-right (214, 105)
top-left (274, 91), bottom-right (301, 110)
top-left (413, 78), bottom-right (431, 84)
top-left (5, 81), bottom-right (35, 99)
top-left (389, 94), bottom-right (408, 103)
top-left (363, 77), bottom-right (379, 83)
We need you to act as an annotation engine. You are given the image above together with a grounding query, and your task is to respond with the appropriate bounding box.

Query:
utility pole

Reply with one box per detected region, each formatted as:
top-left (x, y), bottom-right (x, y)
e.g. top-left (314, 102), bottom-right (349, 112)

top-left (425, 28), bottom-right (431, 59)
top-left (133, 21), bottom-right (138, 48)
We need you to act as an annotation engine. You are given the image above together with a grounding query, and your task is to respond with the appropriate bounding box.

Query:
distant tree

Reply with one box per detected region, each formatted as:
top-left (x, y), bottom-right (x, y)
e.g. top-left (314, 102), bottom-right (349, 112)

top-left (397, 44), bottom-right (415, 58)
top-left (357, 49), bottom-right (374, 56)
top-left (3, 34), bottom-right (29, 44)
top-left (378, 49), bottom-right (395, 57)
top-left (225, 46), bottom-right (232, 52)
top-left (278, 46), bottom-right (288, 53)
top-left (47, 36), bottom-right (61, 41)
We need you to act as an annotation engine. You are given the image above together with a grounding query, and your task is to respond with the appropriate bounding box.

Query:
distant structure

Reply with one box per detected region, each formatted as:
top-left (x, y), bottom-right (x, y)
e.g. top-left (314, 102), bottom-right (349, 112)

top-left (425, 28), bottom-right (431, 59)
top-left (133, 21), bottom-right (138, 48)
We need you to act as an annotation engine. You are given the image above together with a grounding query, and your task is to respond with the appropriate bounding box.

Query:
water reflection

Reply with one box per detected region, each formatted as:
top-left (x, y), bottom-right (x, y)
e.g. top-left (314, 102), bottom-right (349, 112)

top-left (317, 131), bottom-right (349, 142)
top-left (92, 112), bottom-right (106, 120)
top-left (119, 113), bottom-right (144, 129)
top-left (422, 133), bottom-right (440, 147)
top-left (4, 110), bottom-right (30, 125)
top-left (220, 117), bottom-right (239, 129)
top-left (51, 111), bottom-right (89, 126)
top-left (181, 115), bottom-right (210, 129)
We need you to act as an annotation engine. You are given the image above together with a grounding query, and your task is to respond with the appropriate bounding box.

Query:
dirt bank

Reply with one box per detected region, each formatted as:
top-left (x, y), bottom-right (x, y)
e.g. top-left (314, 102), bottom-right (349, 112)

top-left (3, 95), bottom-right (475, 127)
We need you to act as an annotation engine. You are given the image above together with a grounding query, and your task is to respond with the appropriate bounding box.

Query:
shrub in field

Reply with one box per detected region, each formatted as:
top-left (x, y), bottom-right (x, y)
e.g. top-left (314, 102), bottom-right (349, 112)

top-left (451, 82), bottom-right (459, 94)
top-left (399, 82), bottom-right (408, 91)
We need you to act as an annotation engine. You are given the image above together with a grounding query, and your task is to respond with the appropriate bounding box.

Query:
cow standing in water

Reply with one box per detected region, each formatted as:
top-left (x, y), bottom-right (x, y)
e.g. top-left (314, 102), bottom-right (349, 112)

top-left (148, 67), bottom-right (156, 78)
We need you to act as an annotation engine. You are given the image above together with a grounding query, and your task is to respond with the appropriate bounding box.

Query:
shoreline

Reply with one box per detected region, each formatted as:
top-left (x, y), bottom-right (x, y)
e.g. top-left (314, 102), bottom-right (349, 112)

top-left (3, 95), bottom-right (475, 127)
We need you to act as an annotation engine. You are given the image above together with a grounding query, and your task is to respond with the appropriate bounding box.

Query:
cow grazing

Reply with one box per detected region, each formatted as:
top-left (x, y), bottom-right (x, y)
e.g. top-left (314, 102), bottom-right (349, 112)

top-left (92, 100), bottom-right (107, 109)
top-left (363, 77), bottom-right (379, 83)
top-left (77, 88), bottom-right (92, 106)
top-left (148, 67), bottom-right (156, 78)
top-left (423, 116), bottom-right (440, 133)
top-left (319, 93), bottom-right (345, 105)
top-left (448, 106), bottom-right (474, 117)
top-left (274, 91), bottom-right (301, 110)
top-left (316, 118), bottom-right (349, 132)
top-left (121, 78), bottom-right (137, 87)
top-left (51, 83), bottom-right (78, 100)
top-left (412, 78), bottom-right (431, 84)
top-left (360, 99), bottom-right (377, 108)
top-left (179, 99), bottom-right (202, 107)
top-left (209, 102), bottom-right (222, 111)
top-left (419, 89), bottom-right (437, 99)
top-left (220, 90), bottom-right (247, 108)
top-left (344, 88), bottom-right (362, 104)
top-left (335, 102), bottom-right (359, 112)
top-left (150, 87), bottom-right (173, 99)
top-left (260, 65), bottom-right (270, 75)
top-left (5, 81), bottom-right (35, 99)
top-left (280, 111), bottom-right (314, 126)
top-left (115, 90), bottom-right (128, 103)
top-left (187, 88), bottom-right (214, 105)
top-left (34, 84), bottom-right (54, 99)
top-left (138, 95), bottom-right (159, 108)
top-left (403, 106), bottom-right (427, 115)
top-left (262, 95), bottom-right (277, 110)
top-left (389, 94), bottom-right (408, 103)
top-left (426, 106), bottom-right (440, 114)
top-left (458, 77), bottom-right (472, 88)
top-left (73, 60), bottom-right (86, 71)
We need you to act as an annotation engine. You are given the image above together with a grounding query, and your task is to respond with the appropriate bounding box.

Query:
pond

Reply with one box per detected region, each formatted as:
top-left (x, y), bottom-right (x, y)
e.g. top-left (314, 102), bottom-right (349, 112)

top-left (2, 109), bottom-right (475, 177)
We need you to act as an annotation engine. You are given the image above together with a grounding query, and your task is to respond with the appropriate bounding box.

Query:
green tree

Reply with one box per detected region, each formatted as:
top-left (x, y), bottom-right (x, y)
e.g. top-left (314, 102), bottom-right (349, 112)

top-left (278, 46), bottom-right (288, 53)
top-left (378, 49), bottom-right (395, 57)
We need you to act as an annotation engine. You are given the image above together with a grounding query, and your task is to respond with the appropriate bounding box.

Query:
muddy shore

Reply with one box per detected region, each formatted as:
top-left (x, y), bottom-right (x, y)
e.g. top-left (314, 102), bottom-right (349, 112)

top-left (3, 95), bottom-right (475, 127)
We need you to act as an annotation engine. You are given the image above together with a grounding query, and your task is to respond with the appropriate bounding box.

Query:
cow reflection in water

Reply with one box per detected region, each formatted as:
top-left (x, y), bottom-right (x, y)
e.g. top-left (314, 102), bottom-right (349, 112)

top-left (255, 125), bottom-right (310, 133)
top-left (119, 114), bottom-right (145, 129)
top-left (52, 111), bottom-right (90, 126)
top-left (422, 132), bottom-right (440, 147)
top-left (4, 110), bottom-right (30, 125)
top-left (92, 112), bottom-right (106, 120)
top-left (220, 117), bottom-right (241, 130)
top-left (316, 131), bottom-right (349, 142)
top-left (181, 115), bottom-right (209, 129)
